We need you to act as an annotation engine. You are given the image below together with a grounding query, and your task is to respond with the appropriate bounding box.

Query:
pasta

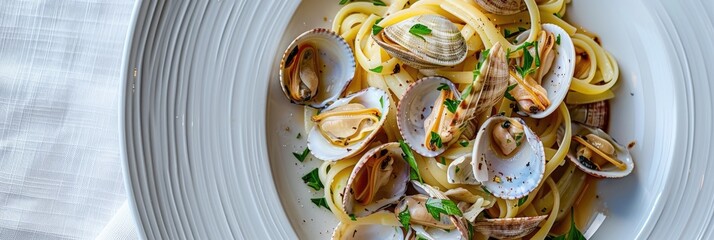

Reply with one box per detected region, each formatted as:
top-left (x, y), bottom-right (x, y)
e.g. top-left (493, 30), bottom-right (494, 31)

top-left (279, 0), bottom-right (636, 239)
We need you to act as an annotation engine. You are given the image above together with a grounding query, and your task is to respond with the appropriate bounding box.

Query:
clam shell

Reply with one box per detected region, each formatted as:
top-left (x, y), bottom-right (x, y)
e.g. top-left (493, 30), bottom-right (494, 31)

top-left (473, 215), bottom-right (548, 239)
top-left (447, 155), bottom-right (480, 185)
top-left (569, 101), bottom-right (610, 130)
top-left (566, 123), bottom-right (634, 178)
top-left (307, 87), bottom-right (389, 161)
top-left (515, 24), bottom-right (575, 119)
top-left (374, 15), bottom-right (467, 69)
top-left (397, 77), bottom-right (458, 157)
top-left (472, 116), bottom-right (545, 200)
top-left (331, 222), bottom-right (405, 240)
top-left (473, 0), bottom-right (527, 15)
top-left (280, 28), bottom-right (356, 108)
top-left (342, 143), bottom-right (410, 217)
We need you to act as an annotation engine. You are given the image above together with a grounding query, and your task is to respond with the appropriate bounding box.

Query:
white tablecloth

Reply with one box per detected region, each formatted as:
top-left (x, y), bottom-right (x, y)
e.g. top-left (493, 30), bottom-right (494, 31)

top-left (0, 1), bottom-right (137, 239)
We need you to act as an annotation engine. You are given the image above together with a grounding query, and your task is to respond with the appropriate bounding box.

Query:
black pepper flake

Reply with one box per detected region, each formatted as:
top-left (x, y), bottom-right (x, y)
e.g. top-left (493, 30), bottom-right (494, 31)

top-left (393, 64), bottom-right (401, 74)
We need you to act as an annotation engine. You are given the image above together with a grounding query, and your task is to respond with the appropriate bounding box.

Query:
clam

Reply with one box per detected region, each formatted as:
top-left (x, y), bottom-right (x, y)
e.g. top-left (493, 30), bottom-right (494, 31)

top-left (569, 101), bottom-right (609, 130)
top-left (397, 43), bottom-right (509, 157)
top-left (406, 181), bottom-right (473, 240)
top-left (473, 0), bottom-right (528, 15)
top-left (567, 123), bottom-right (634, 178)
top-left (509, 24), bottom-right (575, 119)
top-left (473, 215), bottom-right (548, 239)
top-left (468, 116), bottom-right (546, 200)
top-left (308, 87), bottom-right (390, 161)
top-left (373, 15), bottom-right (468, 69)
top-left (331, 222), bottom-right (405, 240)
top-left (342, 142), bottom-right (411, 217)
top-left (280, 28), bottom-right (356, 108)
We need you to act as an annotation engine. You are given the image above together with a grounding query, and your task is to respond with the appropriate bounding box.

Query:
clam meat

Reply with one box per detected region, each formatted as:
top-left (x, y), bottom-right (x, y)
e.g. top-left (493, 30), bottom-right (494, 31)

top-left (342, 142), bottom-right (411, 217)
top-left (280, 28), bottom-right (356, 108)
top-left (567, 123), bottom-right (634, 178)
top-left (308, 87), bottom-right (390, 161)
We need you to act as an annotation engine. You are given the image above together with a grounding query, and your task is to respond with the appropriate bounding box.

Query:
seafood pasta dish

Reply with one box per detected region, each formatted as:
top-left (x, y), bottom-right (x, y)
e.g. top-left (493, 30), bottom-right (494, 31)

top-left (278, 0), bottom-right (634, 239)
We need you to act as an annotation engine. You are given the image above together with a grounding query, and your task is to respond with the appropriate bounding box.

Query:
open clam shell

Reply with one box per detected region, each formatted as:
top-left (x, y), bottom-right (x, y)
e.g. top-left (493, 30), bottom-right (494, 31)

top-left (307, 87), bottom-right (390, 161)
top-left (515, 24), bottom-right (575, 119)
top-left (409, 181), bottom-right (472, 240)
top-left (342, 143), bottom-right (410, 217)
top-left (569, 101), bottom-right (610, 130)
top-left (279, 28), bottom-right (356, 108)
top-left (472, 116), bottom-right (545, 200)
top-left (473, 0), bottom-right (527, 15)
top-left (447, 155), bottom-right (480, 185)
top-left (397, 77), bottom-right (459, 157)
top-left (473, 215), bottom-right (548, 239)
top-left (373, 15), bottom-right (467, 69)
top-left (566, 123), bottom-right (634, 178)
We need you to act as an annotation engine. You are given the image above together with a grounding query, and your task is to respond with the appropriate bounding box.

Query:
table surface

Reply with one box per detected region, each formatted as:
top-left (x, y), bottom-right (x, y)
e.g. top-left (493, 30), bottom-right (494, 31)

top-left (0, 0), bottom-right (136, 239)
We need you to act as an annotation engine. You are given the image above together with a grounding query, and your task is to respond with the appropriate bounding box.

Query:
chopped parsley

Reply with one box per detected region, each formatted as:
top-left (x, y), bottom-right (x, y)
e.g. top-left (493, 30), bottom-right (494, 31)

top-left (311, 198), bottom-right (330, 210)
top-left (370, 65), bottom-right (384, 73)
top-left (467, 221), bottom-right (475, 240)
top-left (553, 12), bottom-right (563, 19)
top-left (504, 27), bottom-right (527, 38)
top-left (429, 132), bottom-right (443, 148)
top-left (517, 196), bottom-right (528, 207)
top-left (514, 132), bottom-right (524, 146)
top-left (534, 41), bottom-right (541, 67)
top-left (372, 18), bottom-right (384, 35)
top-left (339, 0), bottom-right (350, 4)
top-left (399, 140), bottom-right (423, 182)
top-left (556, 34), bottom-right (561, 45)
top-left (293, 147), bottom-right (310, 162)
top-left (398, 206), bottom-right (411, 229)
top-left (301, 168), bottom-right (323, 191)
top-left (459, 140), bottom-right (469, 147)
top-left (481, 186), bottom-right (492, 195)
top-left (443, 98), bottom-right (460, 113)
top-left (514, 42), bottom-right (537, 78)
top-left (371, 0), bottom-right (386, 6)
top-left (416, 234), bottom-right (429, 240)
top-left (441, 157), bottom-right (446, 165)
top-left (455, 166), bottom-right (461, 173)
top-left (460, 85), bottom-right (473, 101)
top-left (409, 24), bottom-right (432, 40)
top-left (349, 214), bottom-right (357, 221)
top-left (546, 207), bottom-right (585, 240)
top-left (504, 83), bottom-right (518, 101)
top-left (473, 49), bottom-right (491, 80)
top-left (379, 96), bottom-right (384, 108)
top-left (425, 198), bottom-right (463, 220)
top-left (437, 83), bottom-right (450, 91)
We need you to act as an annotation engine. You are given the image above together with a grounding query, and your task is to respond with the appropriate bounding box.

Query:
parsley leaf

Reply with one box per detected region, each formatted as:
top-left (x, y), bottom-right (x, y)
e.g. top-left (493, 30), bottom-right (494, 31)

top-left (441, 157), bottom-right (446, 165)
top-left (416, 234), bottom-right (429, 240)
top-left (534, 40), bottom-right (541, 67)
top-left (481, 186), bottom-right (492, 195)
top-left (379, 96), bottom-right (384, 108)
top-left (370, 65), bottom-right (383, 73)
top-left (399, 140), bottom-right (423, 182)
top-left (398, 206), bottom-right (411, 229)
top-left (349, 214), bottom-right (357, 221)
top-left (293, 147), bottom-right (311, 162)
top-left (372, 18), bottom-right (384, 35)
top-left (517, 196), bottom-right (528, 207)
top-left (554, 12), bottom-right (563, 18)
top-left (556, 34), bottom-right (561, 45)
top-left (455, 166), bottom-right (460, 173)
top-left (372, 0), bottom-right (386, 6)
top-left (429, 132), bottom-right (443, 148)
top-left (504, 27), bottom-right (527, 38)
top-left (301, 168), bottom-right (323, 191)
top-left (311, 198), bottom-right (331, 210)
top-left (504, 83), bottom-right (518, 101)
top-left (515, 44), bottom-right (535, 77)
top-left (549, 207), bottom-right (585, 240)
top-left (339, 0), bottom-right (350, 5)
top-left (437, 83), bottom-right (450, 91)
top-left (467, 221), bottom-right (475, 240)
top-left (425, 198), bottom-right (463, 220)
top-left (409, 24), bottom-right (432, 40)
top-left (443, 98), bottom-right (460, 114)
top-left (459, 140), bottom-right (469, 147)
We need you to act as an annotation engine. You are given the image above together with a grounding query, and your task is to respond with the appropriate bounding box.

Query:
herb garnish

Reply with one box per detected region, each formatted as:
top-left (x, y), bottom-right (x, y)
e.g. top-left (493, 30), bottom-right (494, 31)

top-left (293, 147), bottom-right (311, 162)
top-left (370, 65), bottom-right (383, 73)
top-left (437, 83), bottom-right (450, 91)
top-left (553, 12), bottom-right (563, 18)
top-left (517, 196), bottom-right (528, 207)
top-left (443, 98), bottom-right (460, 113)
top-left (425, 198), bottom-right (463, 220)
top-left (546, 207), bottom-right (585, 240)
top-left (459, 140), bottom-right (469, 147)
top-left (455, 166), bottom-right (460, 173)
top-left (371, 0), bottom-right (386, 6)
top-left (429, 132), bottom-right (443, 148)
top-left (504, 27), bottom-right (527, 38)
top-left (372, 18), bottom-right (384, 35)
top-left (399, 140), bottom-right (423, 182)
top-left (311, 198), bottom-right (330, 210)
top-left (481, 186), bottom-right (492, 195)
top-left (349, 214), bottom-right (357, 221)
top-left (504, 83), bottom-right (518, 101)
top-left (556, 34), bottom-right (561, 45)
top-left (296, 133), bottom-right (301, 139)
top-left (379, 96), bottom-right (384, 108)
top-left (473, 49), bottom-right (491, 80)
top-left (398, 206), bottom-right (411, 229)
top-left (301, 168), bottom-right (323, 190)
top-left (416, 234), bottom-right (429, 240)
top-left (514, 132), bottom-right (524, 146)
top-left (514, 42), bottom-right (537, 77)
top-left (441, 157), bottom-right (446, 165)
top-left (460, 84), bottom-right (473, 100)
top-left (409, 24), bottom-right (432, 40)
top-left (339, 0), bottom-right (350, 4)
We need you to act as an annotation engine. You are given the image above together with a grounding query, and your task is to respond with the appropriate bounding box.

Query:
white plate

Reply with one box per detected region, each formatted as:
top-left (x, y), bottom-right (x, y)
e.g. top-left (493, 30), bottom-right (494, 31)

top-left (121, 0), bottom-right (714, 239)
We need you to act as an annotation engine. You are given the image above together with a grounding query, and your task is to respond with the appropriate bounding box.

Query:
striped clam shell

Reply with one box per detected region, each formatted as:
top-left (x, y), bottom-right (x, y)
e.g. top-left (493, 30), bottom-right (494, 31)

top-left (473, 0), bottom-right (527, 15)
top-left (374, 15), bottom-right (467, 69)
top-left (473, 215), bottom-right (548, 239)
top-left (569, 101), bottom-right (610, 130)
